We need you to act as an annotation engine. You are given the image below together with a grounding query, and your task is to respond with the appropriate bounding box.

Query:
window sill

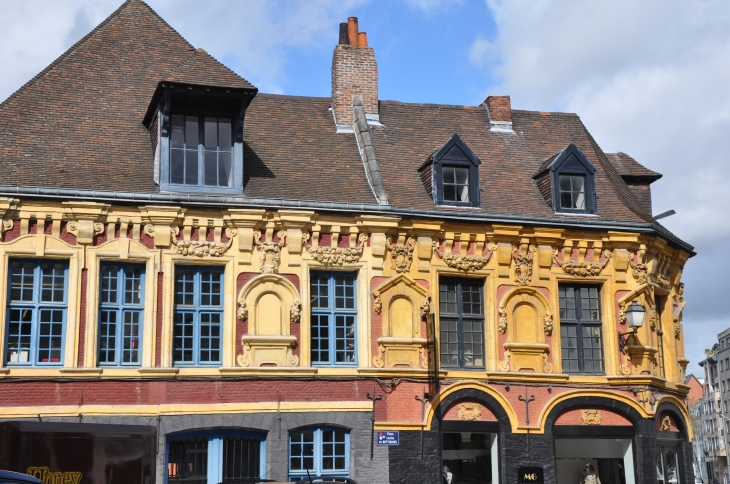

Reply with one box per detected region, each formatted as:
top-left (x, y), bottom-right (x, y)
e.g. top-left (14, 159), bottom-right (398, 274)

top-left (159, 185), bottom-right (243, 196)
top-left (58, 368), bottom-right (104, 376)
top-left (219, 367), bottom-right (318, 377)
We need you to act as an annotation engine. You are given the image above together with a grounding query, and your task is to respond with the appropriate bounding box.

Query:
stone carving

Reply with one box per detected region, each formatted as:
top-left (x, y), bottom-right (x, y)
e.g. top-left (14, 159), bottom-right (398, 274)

top-left (421, 296), bottom-right (431, 316)
top-left (660, 416), bottom-right (671, 431)
top-left (239, 342), bottom-right (298, 367)
top-left (630, 260), bottom-right (648, 284)
top-left (290, 298), bottom-right (301, 323)
top-left (498, 305), bottom-right (507, 334)
top-left (544, 314), bottom-right (554, 336)
top-left (67, 221), bottom-right (104, 245)
top-left (255, 230), bottom-right (287, 274)
top-left (387, 237), bottom-right (416, 273)
top-left (432, 241), bottom-right (492, 272)
top-left (172, 228), bottom-right (236, 257)
top-left (582, 410), bottom-right (602, 426)
top-left (554, 249), bottom-right (612, 277)
top-left (237, 300), bottom-right (248, 321)
top-left (655, 273), bottom-right (671, 288)
top-left (457, 404), bottom-right (482, 421)
top-left (373, 295), bottom-right (382, 314)
top-left (513, 245), bottom-right (536, 285)
top-left (1, 219), bottom-right (13, 233)
top-left (308, 233), bottom-right (368, 266)
top-left (618, 306), bottom-right (626, 325)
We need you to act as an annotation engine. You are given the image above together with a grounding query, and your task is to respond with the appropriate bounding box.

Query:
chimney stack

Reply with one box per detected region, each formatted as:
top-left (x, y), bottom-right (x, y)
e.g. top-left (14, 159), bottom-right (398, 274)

top-left (484, 96), bottom-right (514, 133)
top-left (332, 17), bottom-right (378, 129)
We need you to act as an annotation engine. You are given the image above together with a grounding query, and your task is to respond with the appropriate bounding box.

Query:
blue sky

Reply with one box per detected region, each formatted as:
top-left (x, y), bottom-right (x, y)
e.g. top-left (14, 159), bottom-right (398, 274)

top-left (2, 0), bottom-right (730, 378)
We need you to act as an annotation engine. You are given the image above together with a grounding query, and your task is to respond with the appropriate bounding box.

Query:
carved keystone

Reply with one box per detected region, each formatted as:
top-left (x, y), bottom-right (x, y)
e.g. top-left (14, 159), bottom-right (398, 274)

top-left (139, 206), bottom-right (186, 248)
top-left (62, 201), bottom-right (110, 245)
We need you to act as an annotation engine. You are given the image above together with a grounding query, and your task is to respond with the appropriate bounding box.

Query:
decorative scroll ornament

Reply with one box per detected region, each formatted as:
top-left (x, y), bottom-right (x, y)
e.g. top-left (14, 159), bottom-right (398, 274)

top-left (554, 249), bottom-right (613, 277)
top-left (630, 260), bottom-right (648, 284)
top-left (290, 298), bottom-right (301, 323)
top-left (172, 228), bottom-right (237, 257)
top-left (458, 404), bottom-right (482, 421)
top-left (421, 296), bottom-right (431, 316)
top-left (237, 300), bottom-right (248, 321)
top-left (498, 305), bottom-right (507, 334)
top-left (544, 314), bottom-right (554, 336)
top-left (255, 230), bottom-right (287, 274)
top-left (655, 273), bottom-right (671, 288)
top-left (308, 233), bottom-right (368, 266)
top-left (68, 221), bottom-right (105, 244)
top-left (432, 241), bottom-right (493, 272)
top-left (513, 245), bottom-right (536, 285)
top-left (581, 410), bottom-right (602, 426)
top-left (373, 295), bottom-right (382, 314)
top-left (618, 306), bottom-right (627, 325)
top-left (387, 237), bottom-right (416, 273)
top-left (660, 416), bottom-right (672, 431)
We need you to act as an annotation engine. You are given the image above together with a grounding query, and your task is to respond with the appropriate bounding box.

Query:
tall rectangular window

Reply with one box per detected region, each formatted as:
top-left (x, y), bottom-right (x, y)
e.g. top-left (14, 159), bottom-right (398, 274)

top-left (170, 115), bottom-right (233, 188)
top-left (654, 294), bottom-right (666, 378)
top-left (439, 277), bottom-right (484, 369)
top-left (559, 285), bottom-right (603, 374)
top-left (6, 260), bottom-right (68, 366)
top-left (173, 267), bottom-right (224, 365)
top-left (98, 262), bottom-right (144, 366)
top-left (310, 271), bottom-right (357, 366)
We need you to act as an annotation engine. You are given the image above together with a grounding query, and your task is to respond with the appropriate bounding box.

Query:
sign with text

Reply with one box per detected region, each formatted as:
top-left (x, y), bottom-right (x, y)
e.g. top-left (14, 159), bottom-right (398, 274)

top-left (518, 467), bottom-right (544, 484)
top-left (376, 431), bottom-right (400, 446)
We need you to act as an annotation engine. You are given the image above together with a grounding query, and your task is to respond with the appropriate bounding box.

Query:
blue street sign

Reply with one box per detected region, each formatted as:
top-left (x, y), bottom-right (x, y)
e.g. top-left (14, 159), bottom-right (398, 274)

top-left (376, 431), bottom-right (400, 446)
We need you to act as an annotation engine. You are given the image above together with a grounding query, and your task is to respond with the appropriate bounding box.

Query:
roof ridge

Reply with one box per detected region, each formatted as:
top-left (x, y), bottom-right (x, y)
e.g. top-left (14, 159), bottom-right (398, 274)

top-left (0, 0), bottom-right (194, 112)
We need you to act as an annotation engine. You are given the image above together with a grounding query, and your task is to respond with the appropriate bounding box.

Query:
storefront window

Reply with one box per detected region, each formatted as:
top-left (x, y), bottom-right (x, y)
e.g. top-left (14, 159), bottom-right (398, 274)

top-left (442, 431), bottom-right (498, 484)
top-left (656, 448), bottom-right (681, 484)
top-left (555, 438), bottom-right (634, 484)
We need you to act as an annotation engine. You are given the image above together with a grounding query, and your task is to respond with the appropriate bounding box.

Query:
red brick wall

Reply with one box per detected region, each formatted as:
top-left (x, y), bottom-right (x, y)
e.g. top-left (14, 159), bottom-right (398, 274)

top-left (485, 96), bottom-right (512, 123)
top-left (77, 268), bottom-right (88, 366)
top-left (331, 44), bottom-right (378, 126)
top-left (443, 400), bottom-right (498, 421)
top-left (554, 407), bottom-right (631, 426)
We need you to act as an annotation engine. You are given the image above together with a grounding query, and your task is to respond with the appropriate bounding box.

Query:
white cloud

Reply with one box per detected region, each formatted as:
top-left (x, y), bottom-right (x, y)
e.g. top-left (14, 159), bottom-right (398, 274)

top-left (402, 0), bottom-right (463, 14)
top-left (468, 37), bottom-right (497, 66)
top-left (484, 0), bottom-right (730, 375)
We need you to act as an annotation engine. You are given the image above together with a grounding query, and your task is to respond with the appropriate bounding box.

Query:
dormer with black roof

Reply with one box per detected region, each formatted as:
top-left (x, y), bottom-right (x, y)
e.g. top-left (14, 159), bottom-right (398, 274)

top-left (533, 143), bottom-right (597, 215)
top-left (419, 134), bottom-right (481, 208)
top-left (143, 48), bottom-right (258, 194)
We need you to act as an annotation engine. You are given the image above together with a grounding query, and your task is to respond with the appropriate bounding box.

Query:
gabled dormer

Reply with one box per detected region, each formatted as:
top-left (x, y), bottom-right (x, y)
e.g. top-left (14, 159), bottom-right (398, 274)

top-left (419, 134), bottom-right (481, 208)
top-left (534, 143), bottom-right (597, 215)
top-left (143, 48), bottom-right (258, 194)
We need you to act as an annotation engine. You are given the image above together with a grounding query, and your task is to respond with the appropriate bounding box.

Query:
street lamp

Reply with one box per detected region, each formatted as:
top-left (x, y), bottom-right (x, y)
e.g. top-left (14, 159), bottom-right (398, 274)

top-left (619, 300), bottom-right (645, 352)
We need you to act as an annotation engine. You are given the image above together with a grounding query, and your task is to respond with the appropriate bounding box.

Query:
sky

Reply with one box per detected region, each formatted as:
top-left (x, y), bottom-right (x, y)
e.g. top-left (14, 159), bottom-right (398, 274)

top-left (1, 0), bottom-right (729, 377)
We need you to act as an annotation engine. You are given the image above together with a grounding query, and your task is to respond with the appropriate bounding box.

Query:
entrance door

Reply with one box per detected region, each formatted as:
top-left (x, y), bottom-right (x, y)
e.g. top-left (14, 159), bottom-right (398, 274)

top-left (442, 432), bottom-right (498, 484)
top-left (656, 445), bottom-right (681, 484)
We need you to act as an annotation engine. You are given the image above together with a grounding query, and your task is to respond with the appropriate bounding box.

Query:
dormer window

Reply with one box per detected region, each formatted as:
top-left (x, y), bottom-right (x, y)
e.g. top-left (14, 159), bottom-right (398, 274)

top-left (534, 143), bottom-right (596, 215)
top-left (419, 133), bottom-right (481, 208)
top-left (142, 48), bottom-right (257, 195)
top-left (170, 115), bottom-right (233, 188)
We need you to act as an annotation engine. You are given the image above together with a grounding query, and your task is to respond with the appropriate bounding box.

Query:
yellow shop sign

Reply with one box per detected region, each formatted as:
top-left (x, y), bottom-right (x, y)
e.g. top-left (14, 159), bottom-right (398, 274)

top-left (26, 467), bottom-right (82, 484)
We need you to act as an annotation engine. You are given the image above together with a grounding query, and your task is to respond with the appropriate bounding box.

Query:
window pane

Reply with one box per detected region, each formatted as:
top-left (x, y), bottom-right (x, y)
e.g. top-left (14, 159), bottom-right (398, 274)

top-left (185, 151), bottom-right (198, 185)
top-left (223, 438), bottom-right (260, 481)
top-left (311, 314), bottom-right (330, 363)
top-left (219, 152), bottom-right (232, 187)
top-left (454, 167), bottom-right (469, 185)
top-left (7, 308), bottom-right (33, 364)
top-left (173, 312), bottom-right (195, 363)
top-left (559, 175), bottom-right (572, 190)
top-left (98, 309), bottom-right (117, 364)
top-left (204, 117), bottom-right (218, 149)
top-left (175, 270), bottom-right (196, 306)
top-left (37, 309), bottom-right (64, 363)
top-left (10, 261), bottom-right (35, 301)
top-left (124, 266), bottom-right (143, 305)
top-left (199, 312), bottom-right (221, 363)
top-left (170, 149), bottom-right (185, 184)
top-left (171, 115), bottom-right (185, 148)
top-left (184, 117), bottom-right (198, 148)
top-left (457, 184), bottom-right (469, 202)
top-left (219, 119), bottom-right (232, 151)
top-left (204, 151), bottom-right (218, 186)
top-left (443, 184), bottom-right (456, 202)
top-left (122, 311), bottom-right (141, 364)
top-left (561, 324), bottom-right (579, 373)
top-left (443, 167), bottom-right (455, 184)
top-left (41, 262), bottom-right (66, 302)
top-left (439, 278), bottom-right (484, 369)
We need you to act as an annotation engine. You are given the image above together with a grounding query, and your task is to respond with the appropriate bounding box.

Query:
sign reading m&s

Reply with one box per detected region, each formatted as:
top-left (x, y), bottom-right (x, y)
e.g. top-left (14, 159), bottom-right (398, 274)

top-left (518, 467), bottom-right (544, 484)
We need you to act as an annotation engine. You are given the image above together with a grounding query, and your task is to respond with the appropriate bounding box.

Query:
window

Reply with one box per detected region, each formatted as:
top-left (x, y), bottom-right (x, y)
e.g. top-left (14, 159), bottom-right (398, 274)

top-left (655, 295), bottom-right (666, 378)
top-left (170, 115), bottom-right (233, 188)
top-left (289, 427), bottom-right (349, 481)
top-left (443, 166), bottom-right (470, 203)
top-left (439, 277), bottom-right (484, 369)
top-left (558, 174), bottom-right (586, 210)
top-left (5, 260), bottom-right (68, 366)
top-left (656, 446), bottom-right (681, 484)
top-left (426, 133), bottom-right (481, 207)
top-left (542, 143), bottom-right (597, 214)
top-left (310, 271), bottom-right (357, 366)
top-left (98, 263), bottom-right (144, 366)
top-left (173, 267), bottom-right (224, 365)
top-left (167, 430), bottom-right (265, 484)
top-left (559, 285), bottom-right (604, 374)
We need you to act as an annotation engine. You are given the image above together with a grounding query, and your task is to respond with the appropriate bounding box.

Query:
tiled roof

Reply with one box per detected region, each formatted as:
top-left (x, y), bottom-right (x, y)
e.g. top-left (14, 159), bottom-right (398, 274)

top-left (165, 48), bottom-right (256, 90)
top-left (0, 0), bottom-right (690, 251)
top-left (605, 152), bottom-right (662, 182)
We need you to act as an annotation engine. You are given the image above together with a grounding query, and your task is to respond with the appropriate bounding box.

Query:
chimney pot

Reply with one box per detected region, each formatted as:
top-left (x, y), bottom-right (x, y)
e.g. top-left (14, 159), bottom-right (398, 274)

top-left (339, 23), bottom-right (349, 45)
top-left (358, 32), bottom-right (368, 47)
top-left (348, 17), bottom-right (359, 46)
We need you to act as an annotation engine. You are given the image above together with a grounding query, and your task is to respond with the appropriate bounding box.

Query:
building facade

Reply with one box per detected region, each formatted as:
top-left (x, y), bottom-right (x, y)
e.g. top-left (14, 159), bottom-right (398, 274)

top-left (0, 2), bottom-right (696, 484)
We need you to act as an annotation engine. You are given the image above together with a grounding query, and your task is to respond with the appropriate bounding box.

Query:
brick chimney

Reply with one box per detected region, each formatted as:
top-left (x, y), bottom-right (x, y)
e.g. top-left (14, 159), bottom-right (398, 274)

top-left (332, 17), bottom-right (378, 130)
top-left (485, 95), bottom-right (514, 133)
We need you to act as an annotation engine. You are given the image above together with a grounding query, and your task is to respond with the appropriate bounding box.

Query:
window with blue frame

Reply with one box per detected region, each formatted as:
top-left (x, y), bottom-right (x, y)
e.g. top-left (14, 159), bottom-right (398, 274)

top-left (173, 266), bottom-right (224, 366)
top-left (98, 262), bottom-right (145, 366)
top-left (310, 271), bottom-right (357, 366)
top-left (5, 259), bottom-right (68, 366)
top-left (167, 430), bottom-right (265, 484)
top-left (289, 427), bottom-right (349, 481)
